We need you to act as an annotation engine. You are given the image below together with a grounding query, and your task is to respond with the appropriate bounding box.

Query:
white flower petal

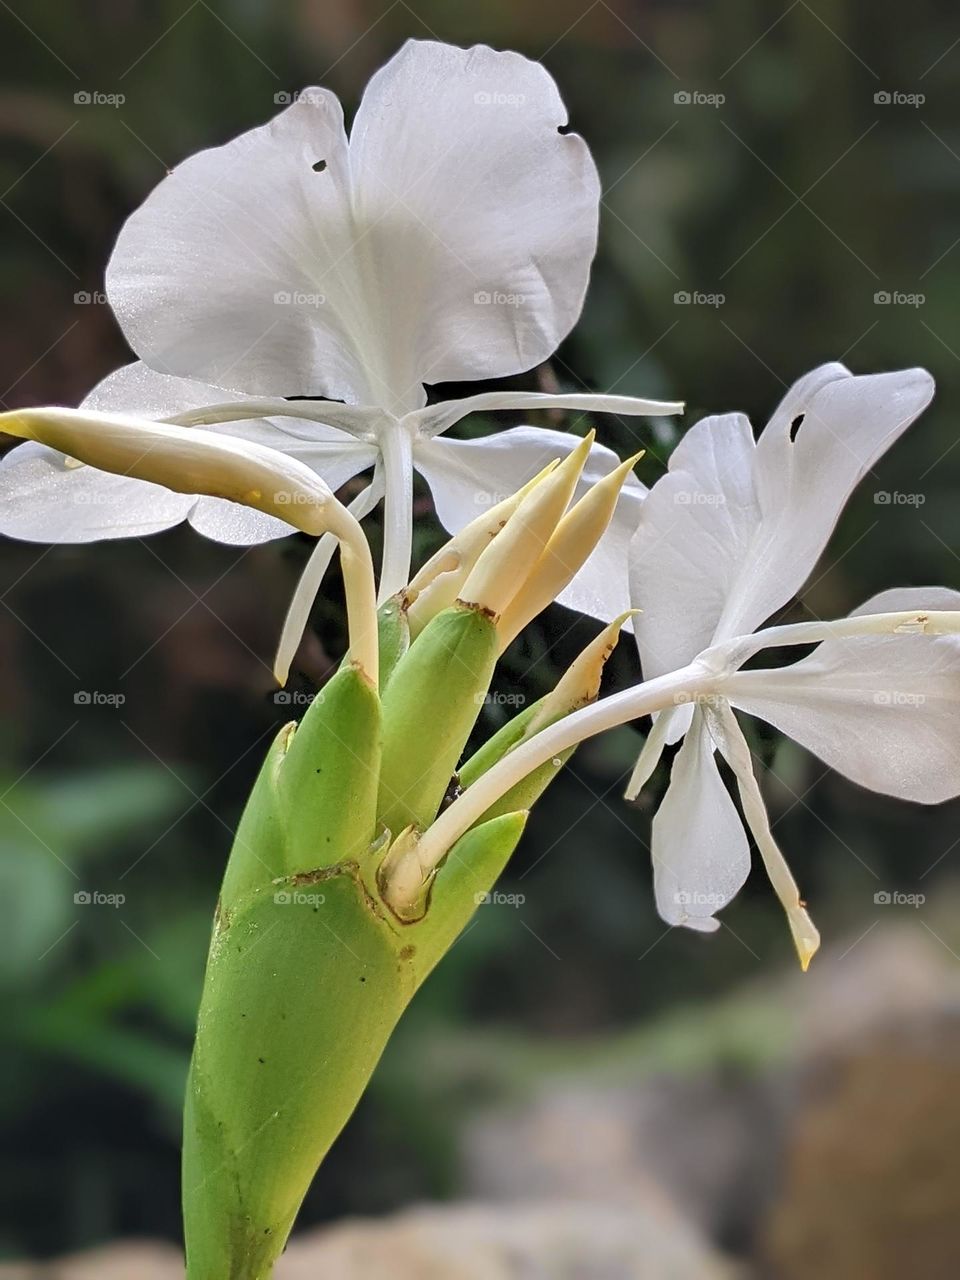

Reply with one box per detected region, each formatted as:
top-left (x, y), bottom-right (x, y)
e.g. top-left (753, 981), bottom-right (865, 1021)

top-left (705, 701), bottom-right (820, 969)
top-left (724, 587), bottom-right (960, 804)
top-left (631, 412), bottom-right (759, 680)
top-left (349, 40), bottom-right (599, 400)
top-left (0, 441), bottom-right (194, 542)
top-left (652, 711), bottom-right (751, 931)
top-left (720, 365), bottom-right (935, 639)
top-left (1, 364), bottom-right (377, 547)
top-left (93, 361), bottom-right (377, 545)
top-left (82, 360), bottom-right (236, 417)
top-left (414, 390), bottom-right (684, 439)
top-left (187, 497), bottom-right (293, 545)
top-left (632, 366), bottom-right (935, 682)
top-left (414, 426), bottom-right (643, 623)
top-left (105, 89), bottom-right (365, 402)
top-left (107, 41), bottom-right (600, 414)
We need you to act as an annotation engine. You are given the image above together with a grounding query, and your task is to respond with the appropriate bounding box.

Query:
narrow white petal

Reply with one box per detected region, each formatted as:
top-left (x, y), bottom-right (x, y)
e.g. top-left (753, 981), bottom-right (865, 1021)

top-left (705, 702), bottom-right (820, 969)
top-left (724, 587), bottom-right (960, 804)
top-left (274, 469), bottom-right (385, 685)
top-left (414, 390), bottom-right (683, 439)
top-left (624, 704), bottom-right (676, 800)
top-left (652, 711), bottom-right (751, 932)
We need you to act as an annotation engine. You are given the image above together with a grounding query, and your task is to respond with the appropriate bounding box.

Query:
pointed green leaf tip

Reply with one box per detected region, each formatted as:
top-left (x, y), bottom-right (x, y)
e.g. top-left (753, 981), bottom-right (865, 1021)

top-left (218, 661), bottom-right (381, 911)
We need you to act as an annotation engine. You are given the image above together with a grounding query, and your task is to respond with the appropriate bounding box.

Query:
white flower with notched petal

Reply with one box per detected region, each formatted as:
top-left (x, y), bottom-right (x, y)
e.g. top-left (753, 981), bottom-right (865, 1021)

top-left (628, 362), bottom-right (960, 965)
top-left (0, 39), bottom-right (680, 630)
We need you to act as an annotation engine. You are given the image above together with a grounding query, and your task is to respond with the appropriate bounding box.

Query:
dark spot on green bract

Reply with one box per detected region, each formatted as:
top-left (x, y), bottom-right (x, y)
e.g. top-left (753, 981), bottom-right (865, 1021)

top-left (312, 159), bottom-right (327, 172)
top-left (258, 1057), bottom-right (266, 1064)
top-left (399, 944), bottom-right (416, 961)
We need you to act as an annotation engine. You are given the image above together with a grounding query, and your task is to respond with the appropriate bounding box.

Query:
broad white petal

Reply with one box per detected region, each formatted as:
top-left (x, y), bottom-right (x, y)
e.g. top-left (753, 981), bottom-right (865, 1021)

top-left (82, 360), bottom-right (234, 417)
top-left (348, 40), bottom-right (599, 399)
top-left (631, 412), bottom-right (759, 680)
top-left (415, 426), bottom-right (643, 623)
top-left (105, 90), bottom-right (368, 402)
top-left (724, 587), bottom-right (960, 804)
top-left (717, 365), bottom-right (934, 639)
top-left (0, 441), bottom-right (194, 542)
top-left (652, 711), bottom-right (751, 931)
top-left (187, 498), bottom-right (293, 545)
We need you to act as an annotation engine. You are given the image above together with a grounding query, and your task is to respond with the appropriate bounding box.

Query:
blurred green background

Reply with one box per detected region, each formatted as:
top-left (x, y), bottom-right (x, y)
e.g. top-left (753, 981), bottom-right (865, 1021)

top-left (1, 1), bottom-right (958, 1273)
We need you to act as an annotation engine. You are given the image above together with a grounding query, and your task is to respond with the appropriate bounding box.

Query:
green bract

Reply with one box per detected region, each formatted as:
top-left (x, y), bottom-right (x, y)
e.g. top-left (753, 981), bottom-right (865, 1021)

top-left (181, 574), bottom-right (630, 1277)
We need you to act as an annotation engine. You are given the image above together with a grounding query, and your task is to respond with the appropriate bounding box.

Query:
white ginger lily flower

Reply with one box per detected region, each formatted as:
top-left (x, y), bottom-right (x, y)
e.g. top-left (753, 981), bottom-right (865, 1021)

top-left (0, 39), bottom-right (680, 632)
top-left (628, 362), bottom-right (960, 965)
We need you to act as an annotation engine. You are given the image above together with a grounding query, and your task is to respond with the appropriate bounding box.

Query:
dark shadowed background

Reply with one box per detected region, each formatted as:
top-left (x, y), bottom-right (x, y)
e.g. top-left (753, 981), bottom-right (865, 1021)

top-left (1, 2), bottom-right (959, 1275)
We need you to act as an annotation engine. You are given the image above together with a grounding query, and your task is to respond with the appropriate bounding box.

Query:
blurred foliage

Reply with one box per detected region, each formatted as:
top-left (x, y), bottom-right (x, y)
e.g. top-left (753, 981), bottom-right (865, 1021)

top-left (1, 0), bottom-right (959, 1258)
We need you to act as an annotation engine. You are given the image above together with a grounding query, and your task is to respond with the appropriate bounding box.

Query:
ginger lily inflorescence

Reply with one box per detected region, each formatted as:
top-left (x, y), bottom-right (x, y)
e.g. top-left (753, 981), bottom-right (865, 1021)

top-left (2, 34), bottom-right (959, 1280)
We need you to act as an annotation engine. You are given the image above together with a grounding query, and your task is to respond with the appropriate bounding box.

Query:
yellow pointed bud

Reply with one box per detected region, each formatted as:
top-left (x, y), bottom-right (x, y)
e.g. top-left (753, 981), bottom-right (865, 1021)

top-left (405, 461), bottom-right (559, 636)
top-left (523, 610), bottom-right (640, 738)
top-left (459, 433), bottom-right (594, 620)
top-left (496, 452), bottom-right (645, 650)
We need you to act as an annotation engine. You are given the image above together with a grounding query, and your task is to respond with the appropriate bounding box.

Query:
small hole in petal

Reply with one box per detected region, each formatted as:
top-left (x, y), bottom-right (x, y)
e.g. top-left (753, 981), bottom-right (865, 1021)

top-left (557, 123), bottom-right (572, 135)
top-left (789, 413), bottom-right (804, 442)
top-left (312, 159), bottom-right (327, 172)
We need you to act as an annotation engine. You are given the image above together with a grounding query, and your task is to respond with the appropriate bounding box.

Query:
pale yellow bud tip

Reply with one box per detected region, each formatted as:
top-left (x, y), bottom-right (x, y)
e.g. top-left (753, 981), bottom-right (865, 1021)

top-left (789, 905), bottom-right (821, 972)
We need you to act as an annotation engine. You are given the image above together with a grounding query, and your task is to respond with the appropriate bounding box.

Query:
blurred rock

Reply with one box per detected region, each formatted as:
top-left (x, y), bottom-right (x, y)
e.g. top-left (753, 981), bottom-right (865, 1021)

top-left (280, 1201), bottom-right (732, 1279)
top-left (764, 1018), bottom-right (960, 1280)
top-left (0, 1241), bottom-right (181, 1280)
top-left (0, 1200), bottom-right (731, 1280)
top-left (462, 923), bottom-right (960, 1261)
